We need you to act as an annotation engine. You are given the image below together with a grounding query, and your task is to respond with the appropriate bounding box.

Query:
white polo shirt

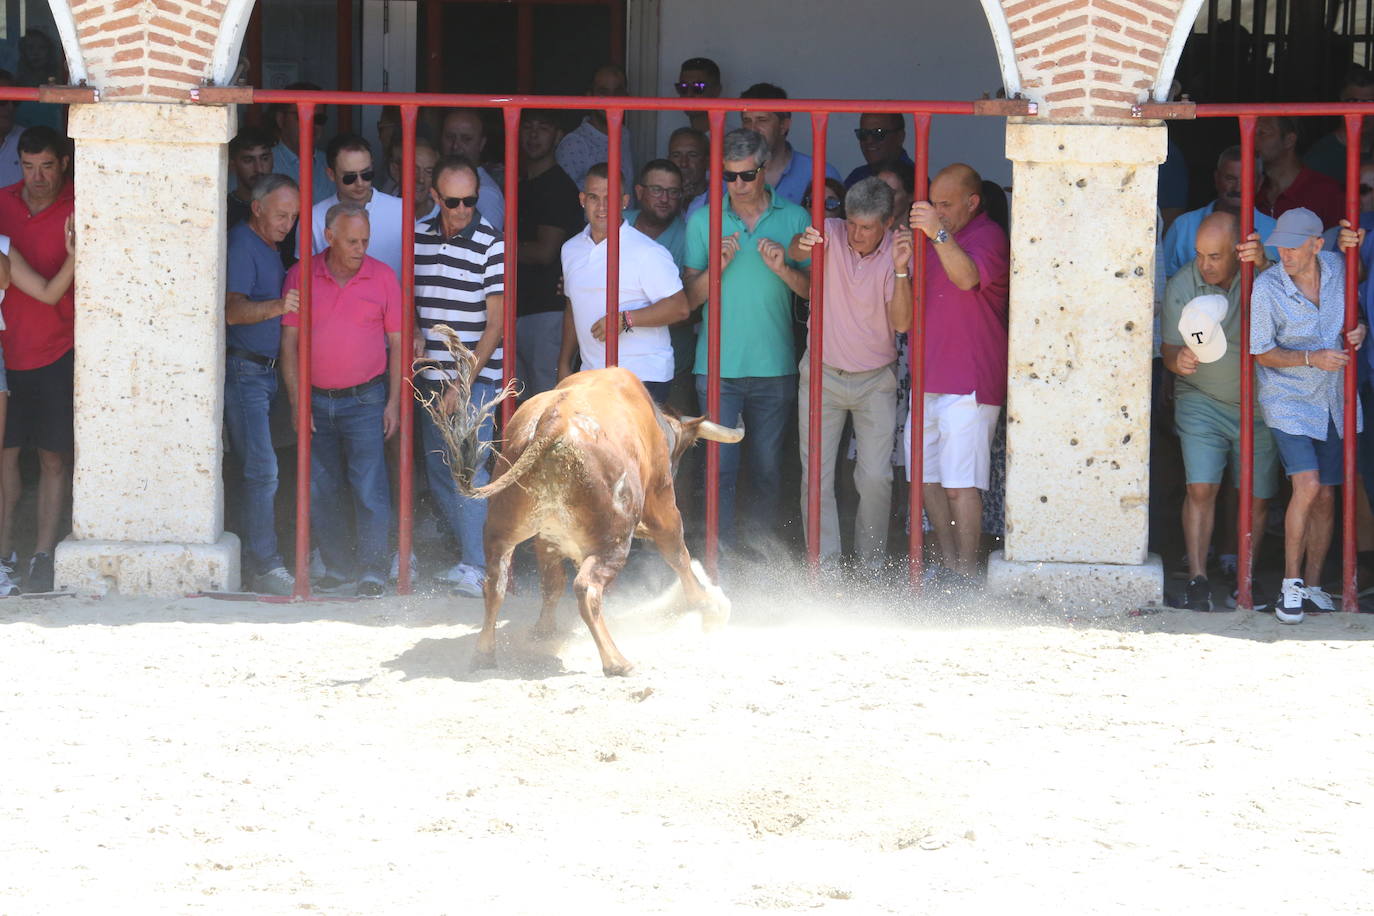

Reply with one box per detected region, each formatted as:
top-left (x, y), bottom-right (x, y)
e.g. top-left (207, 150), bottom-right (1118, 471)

top-left (561, 221), bottom-right (682, 383)
top-left (311, 189), bottom-right (406, 279)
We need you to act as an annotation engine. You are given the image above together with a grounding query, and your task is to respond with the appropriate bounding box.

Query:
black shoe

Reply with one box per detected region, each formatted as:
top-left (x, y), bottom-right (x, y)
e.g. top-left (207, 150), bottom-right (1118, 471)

top-left (26, 552), bottom-right (53, 593)
top-left (314, 574), bottom-right (350, 593)
top-left (356, 578), bottom-right (385, 598)
top-left (1183, 575), bottom-right (1213, 611)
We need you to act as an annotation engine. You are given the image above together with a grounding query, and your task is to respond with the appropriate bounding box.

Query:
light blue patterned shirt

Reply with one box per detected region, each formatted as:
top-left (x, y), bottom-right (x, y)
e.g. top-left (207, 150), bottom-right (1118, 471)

top-left (1250, 251), bottom-right (1363, 439)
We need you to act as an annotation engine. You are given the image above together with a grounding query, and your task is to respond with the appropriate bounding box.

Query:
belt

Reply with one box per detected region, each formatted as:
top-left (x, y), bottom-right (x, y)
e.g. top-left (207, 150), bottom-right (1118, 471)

top-left (312, 373), bottom-right (386, 399)
top-left (227, 346), bottom-right (278, 369)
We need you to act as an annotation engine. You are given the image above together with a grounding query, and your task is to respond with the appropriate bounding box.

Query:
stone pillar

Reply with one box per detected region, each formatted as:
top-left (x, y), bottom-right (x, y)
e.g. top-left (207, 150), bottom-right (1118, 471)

top-left (55, 103), bottom-right (239, 597)
top-left (985, 120), bottom-right (1165, 611)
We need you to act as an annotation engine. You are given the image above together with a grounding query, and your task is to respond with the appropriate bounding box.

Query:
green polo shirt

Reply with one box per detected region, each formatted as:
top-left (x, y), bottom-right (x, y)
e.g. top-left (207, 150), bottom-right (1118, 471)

top-left (685, 187), bottom-right (811, 378)
top-left (1161, 261), bottom-right (1246, 406)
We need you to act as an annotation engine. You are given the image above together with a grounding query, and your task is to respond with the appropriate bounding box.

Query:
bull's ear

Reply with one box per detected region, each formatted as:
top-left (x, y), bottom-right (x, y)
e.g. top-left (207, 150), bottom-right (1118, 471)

top-left (695, 418), bottom-right (745, 443)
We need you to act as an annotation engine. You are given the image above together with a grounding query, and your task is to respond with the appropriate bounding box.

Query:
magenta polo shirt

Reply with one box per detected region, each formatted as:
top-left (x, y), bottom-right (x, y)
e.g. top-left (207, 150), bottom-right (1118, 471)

top-left (924, 212), bottom-right (1010, 406)
top-left (817, 217), bottom-right (898, 372)
top-left (282, 251), bottom-right (402, 390)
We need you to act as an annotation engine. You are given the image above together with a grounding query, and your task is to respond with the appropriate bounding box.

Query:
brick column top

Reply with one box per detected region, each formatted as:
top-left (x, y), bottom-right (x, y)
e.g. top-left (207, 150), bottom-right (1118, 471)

top-left (979, 0), bottom-right (1205, 119)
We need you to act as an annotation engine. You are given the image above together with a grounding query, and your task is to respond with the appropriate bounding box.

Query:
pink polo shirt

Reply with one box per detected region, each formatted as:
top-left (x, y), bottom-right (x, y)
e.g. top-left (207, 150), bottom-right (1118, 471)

top-left (924, 212), bottom-right (1010, 406)
top-left (282, 252), bottom-right (401, 390)
top-left (816, 217), bottom-right (898, 372)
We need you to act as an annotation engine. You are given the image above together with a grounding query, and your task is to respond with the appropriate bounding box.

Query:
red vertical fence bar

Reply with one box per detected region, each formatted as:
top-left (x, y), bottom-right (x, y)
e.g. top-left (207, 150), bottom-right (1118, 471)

top-left (396, 104), bottom-right (419, 595)
top-left (1343, 113), bottom-right (1362, 611)
top-left (605, 108), bottom-right (624, 368)
top-left (293, 102), bottom-right (318, 600)
top-left (704, 110), bottom-right (726, 578)
top-left (1236, 116), bottom-right (1256, 611)
top-left (502, 106), bottom-right (521, 429)
top-left (805, 112), bottom-right (829, 570)
top-left (908, 113), bottom-right (931, 587)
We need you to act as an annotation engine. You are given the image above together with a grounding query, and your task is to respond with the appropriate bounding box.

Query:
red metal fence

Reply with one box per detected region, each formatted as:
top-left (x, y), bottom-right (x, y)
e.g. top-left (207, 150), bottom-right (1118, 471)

top-left (190, 88), bottom-right (1028, 598)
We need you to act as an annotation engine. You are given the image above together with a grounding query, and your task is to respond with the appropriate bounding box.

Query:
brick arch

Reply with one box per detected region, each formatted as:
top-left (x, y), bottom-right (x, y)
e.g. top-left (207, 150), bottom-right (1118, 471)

top-left (48, 0), bottom-right (256, 99)
top-left (979, 0), bottom-right (1205, 118)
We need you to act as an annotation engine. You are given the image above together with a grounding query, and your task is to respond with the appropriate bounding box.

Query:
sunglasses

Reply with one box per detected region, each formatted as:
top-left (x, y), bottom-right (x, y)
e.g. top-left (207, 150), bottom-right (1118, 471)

top-left (340, 168), bottom-right (374, 186)
top-left (723, 169), bottom-right (759, 183)
top-left (441, 195), bottom-right (480, 209)
top-left (642, 184), bottom-right (683, 199)
top-left (675, 80), bottom-right (709, 96)
top-left (854, 128), bottom-right (894, 142)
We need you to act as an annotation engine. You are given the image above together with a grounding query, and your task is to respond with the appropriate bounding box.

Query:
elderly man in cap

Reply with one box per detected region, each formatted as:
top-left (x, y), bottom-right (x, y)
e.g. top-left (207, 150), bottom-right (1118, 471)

top-left (1162, 211), bottom-right (1279, 611)
top-left (1251, 207), bottom-right (1367, 623)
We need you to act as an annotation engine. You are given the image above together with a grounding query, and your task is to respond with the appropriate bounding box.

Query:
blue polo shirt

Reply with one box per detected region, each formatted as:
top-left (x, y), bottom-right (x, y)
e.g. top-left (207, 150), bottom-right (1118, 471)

top-left (684, 186), bottom-right (811, 378)
top-left (772, 146), bottom-right (840, 206)
top-left (226, 220), bottom-right (288, 358)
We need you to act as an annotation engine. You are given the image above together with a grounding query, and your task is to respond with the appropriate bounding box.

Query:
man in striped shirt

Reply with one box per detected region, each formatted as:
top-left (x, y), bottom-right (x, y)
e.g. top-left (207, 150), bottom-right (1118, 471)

top-left (414, 154), bottom-right (505, 598)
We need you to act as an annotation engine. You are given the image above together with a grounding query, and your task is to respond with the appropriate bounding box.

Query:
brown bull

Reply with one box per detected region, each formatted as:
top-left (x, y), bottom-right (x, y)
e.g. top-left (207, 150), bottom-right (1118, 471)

top-left (421, 340), bottom-right (741, 677)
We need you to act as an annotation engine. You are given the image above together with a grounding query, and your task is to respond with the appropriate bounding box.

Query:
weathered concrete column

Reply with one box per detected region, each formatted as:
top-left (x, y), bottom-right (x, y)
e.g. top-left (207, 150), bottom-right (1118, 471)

top-left (986, 120), bottom-right (1164, 611)
top-left (55, 103), bottom-right (239, 597)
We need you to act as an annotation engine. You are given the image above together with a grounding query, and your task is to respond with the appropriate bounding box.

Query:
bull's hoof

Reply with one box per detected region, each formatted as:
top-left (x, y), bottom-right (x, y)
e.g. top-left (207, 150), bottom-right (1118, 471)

top-left (530, 622), bottom-right (558, 641)
top-left (471, 650), bottom-right (497, 671)
top-left (602, 661), bottom-right (636, 678)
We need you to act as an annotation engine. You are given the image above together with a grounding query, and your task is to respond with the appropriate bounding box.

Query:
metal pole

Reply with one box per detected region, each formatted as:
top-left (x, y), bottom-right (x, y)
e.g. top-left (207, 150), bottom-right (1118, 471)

top-left (502, 106), bottom-right (521, 428)
top-left (805, 112), bottom-right (829, 571)
top-left (705, 110), bottom-right (725, 579)
top-left (1343, 112), bottom-right (1362, 612)
top-left (396, 104), bottom-right (419, 595)
top-left (294, 102), bottom-right (318, 600)
top-left (908, 113), bottom-right (931, 588)
top-left (1237, 115), bottom-right (1256, 611)
top-left (605, 108), bottom-right (624, 368)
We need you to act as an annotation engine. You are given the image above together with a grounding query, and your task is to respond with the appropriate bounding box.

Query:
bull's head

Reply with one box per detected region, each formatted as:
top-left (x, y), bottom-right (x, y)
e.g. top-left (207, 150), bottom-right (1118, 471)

top-left (658, 411), bottom-right (745, 477)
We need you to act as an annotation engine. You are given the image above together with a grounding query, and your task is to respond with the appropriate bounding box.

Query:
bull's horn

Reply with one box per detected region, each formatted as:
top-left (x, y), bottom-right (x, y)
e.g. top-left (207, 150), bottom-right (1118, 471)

top-left (697, 419), bottom-right (744, 443)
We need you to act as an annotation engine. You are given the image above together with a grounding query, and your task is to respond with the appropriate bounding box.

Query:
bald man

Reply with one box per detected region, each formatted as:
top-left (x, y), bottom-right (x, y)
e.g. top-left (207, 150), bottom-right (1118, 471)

top-left (438, 109), bottom-right (505, 230)
top-left (1162, 211), bottom-right (1279, 611)
top-left (906, 163), bottom-right (1010, 586)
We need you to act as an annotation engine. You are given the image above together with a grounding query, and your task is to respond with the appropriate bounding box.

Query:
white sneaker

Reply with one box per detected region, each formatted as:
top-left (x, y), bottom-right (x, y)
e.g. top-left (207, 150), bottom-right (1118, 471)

top-left (389, 550), bottom-right (418, 582)
top-left (254, 566), bottom-right (295, 597)
top-left (434, 562), bottom-right (466, 584)
top-left (1304, 585), bottom-right (1336, 612)
top-left (452, 564), bottom-right (485, 598)
top-left (1276, 578), bottom-right (1306, 624)
top-left (309, 547), bottom-right (325, 580)
top-left (0, 565), bottom-right (19, 597)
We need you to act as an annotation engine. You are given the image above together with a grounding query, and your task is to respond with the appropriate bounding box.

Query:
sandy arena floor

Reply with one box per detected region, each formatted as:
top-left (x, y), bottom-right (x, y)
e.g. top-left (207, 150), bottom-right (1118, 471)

top-left (2, 565), bottom-right (1373, 914)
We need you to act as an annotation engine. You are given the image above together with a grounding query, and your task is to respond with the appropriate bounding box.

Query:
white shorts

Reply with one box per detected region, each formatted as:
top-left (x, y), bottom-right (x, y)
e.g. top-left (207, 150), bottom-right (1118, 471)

top-left (905, 392), bottom-right (1001, 489)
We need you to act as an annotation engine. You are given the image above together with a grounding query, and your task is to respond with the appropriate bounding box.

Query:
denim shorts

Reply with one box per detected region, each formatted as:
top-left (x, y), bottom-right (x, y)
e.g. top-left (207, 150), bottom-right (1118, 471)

top-left (1272, 418), bottom-right (1347, 487)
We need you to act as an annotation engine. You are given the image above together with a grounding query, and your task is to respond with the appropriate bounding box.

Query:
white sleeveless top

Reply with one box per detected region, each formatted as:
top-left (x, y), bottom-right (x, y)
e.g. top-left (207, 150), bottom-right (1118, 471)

top-left (0, 235), bottom-right (10, 330)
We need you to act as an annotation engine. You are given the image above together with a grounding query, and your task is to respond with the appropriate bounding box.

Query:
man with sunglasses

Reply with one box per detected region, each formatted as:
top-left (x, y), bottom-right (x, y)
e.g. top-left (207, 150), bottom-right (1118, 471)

top-left (683, 128), bottom-right (812, 552)
top-left (738, 83), bottom-right (840, 208)
top-left (844, 113), bottom-right (913, 189)
top-left (675, 57), bottom-right (722, 135)
top-left (413, 155), bottom-right (505, 598)
top-left (556, 63), bottom-right (636, 192)
top-left (1302, 64), bottom-right (1374, 185)
top-left (262, 83), bottom-right (333, 204)
top-left (309, 134), bottom-right (405, 281)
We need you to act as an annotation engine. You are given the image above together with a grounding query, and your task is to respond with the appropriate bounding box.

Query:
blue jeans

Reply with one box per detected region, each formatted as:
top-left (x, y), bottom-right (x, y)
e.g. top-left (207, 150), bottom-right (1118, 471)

top-left (310, 379), bottom-right (392, 580)
top-left (694, 374), bottom-right (796, 540)
top-left (416, 375), bottom-right (491, 570)
top-left (224, 355), bottom-right (282, 576)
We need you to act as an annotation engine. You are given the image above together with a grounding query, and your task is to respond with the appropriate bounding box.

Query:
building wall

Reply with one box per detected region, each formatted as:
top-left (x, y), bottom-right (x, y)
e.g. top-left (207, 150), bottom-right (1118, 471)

top-left (655, 0), bottom-right (1014, 185)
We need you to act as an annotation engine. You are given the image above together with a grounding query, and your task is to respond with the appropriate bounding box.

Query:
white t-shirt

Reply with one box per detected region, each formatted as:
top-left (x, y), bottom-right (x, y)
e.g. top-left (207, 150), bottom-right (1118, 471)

top-left (311, 189), bottom-right (406, 279)
top-left (561, 222), bottom-right (681, 383)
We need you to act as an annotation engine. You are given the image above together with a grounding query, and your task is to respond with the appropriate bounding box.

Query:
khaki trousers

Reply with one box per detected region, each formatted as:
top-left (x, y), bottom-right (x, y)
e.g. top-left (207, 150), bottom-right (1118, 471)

top-left (798, 356), bottom-right (898, 565)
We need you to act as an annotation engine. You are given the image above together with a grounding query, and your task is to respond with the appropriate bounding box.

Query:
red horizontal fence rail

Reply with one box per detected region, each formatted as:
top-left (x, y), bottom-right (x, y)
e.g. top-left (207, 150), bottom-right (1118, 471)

top-left (191, 87), bottom-right (1028, 594)
top-left (1157, 101), bottom-right (1374, 612)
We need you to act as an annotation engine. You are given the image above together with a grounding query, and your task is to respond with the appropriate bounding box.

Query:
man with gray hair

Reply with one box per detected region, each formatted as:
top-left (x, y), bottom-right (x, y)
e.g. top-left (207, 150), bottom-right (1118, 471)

top-left (225, 173), bottom-right (301, 595)
top-left (683, 127), bottom-right (812, 552)
top-left (281, 201), bottom-right (404, 598)
top-left (788, 177), bottom-right (914, 570)
top-left (1162, 145), bottom-right (1278, 278)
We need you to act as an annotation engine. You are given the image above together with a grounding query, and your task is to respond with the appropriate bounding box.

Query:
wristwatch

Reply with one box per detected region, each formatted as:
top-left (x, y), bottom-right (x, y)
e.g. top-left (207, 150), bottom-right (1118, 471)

top-left (933, 228), bottom-right (950, 245)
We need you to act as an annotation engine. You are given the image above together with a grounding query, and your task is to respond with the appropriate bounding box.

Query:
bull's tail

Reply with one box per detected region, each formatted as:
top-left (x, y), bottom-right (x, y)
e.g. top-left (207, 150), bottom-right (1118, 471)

top-left (469, 434), bottom-right (556, 499)
top-left (413, 326), bottom-right (519, 498)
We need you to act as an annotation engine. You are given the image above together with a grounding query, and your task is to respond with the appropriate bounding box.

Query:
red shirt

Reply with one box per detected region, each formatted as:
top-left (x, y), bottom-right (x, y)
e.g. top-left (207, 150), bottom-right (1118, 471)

top-left (924, 212), bottom-right (1011, 406)
top-left (282, 252), bottom-right (401, 390)
top-left (0, 180), bottom-right (74, 370)
top-left (1259, 167), bottom-right (1344, 228)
